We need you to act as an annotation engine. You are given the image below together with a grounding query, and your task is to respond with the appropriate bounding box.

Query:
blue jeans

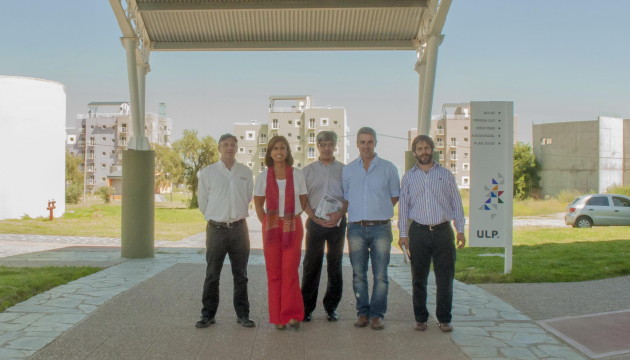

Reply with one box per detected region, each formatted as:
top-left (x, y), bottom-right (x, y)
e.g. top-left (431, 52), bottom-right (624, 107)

top-left (347, 222), bottom-right (392, 319)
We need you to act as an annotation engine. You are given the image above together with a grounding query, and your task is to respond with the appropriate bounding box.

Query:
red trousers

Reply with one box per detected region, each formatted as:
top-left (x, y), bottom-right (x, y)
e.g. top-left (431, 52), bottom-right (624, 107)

top-left (263, 217), bottom-right (304, 325)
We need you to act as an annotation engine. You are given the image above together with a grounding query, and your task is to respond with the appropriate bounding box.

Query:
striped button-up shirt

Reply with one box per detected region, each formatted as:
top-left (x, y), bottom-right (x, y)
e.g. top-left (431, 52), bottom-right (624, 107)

top-left (398, 161), bottom-right (465, 237)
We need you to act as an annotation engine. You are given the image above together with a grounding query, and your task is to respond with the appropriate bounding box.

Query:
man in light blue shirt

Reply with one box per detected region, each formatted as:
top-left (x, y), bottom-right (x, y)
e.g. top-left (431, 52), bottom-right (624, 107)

top-left (342, 127), bottom-right (400, 330)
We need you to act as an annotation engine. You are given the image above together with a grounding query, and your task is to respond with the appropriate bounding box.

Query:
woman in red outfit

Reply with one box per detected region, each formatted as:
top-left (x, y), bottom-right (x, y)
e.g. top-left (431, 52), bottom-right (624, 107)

top-left (254, 136), bottom-right (308, 330)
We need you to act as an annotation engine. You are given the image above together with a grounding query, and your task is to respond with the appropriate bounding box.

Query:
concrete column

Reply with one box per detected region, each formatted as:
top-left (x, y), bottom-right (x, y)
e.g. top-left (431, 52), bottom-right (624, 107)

top-left (121, 150), bottom-right (155, 258)
top-left (418, 34), bottom-right (444, 137)
top-left (122, 37), bottom-right (149, 151)
top-left (414, 52), bottom-right (427, 137)
top-left (137, 63), bottom-right (147, 145)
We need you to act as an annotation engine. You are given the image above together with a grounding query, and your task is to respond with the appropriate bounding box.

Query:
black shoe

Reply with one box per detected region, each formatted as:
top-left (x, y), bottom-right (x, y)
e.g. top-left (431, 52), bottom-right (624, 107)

top-left (303, 313), bottom-right (312, 322)
top-left (195, 317), bottom-right (215, 328)
top-left (326, 311), bottom-right (338, 322)
top-left (237, 316), bottom-right (256, 328)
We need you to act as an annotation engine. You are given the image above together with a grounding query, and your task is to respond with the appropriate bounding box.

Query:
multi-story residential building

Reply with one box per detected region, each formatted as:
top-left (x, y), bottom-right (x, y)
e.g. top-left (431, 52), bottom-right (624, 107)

top-left (234, 95), bottom-right (348, 176)
top-left (532, 116), bottom-right (628, 196)
top-left (409, 102), bottom-right (517, 189)
top-left (66, 102), bottom-right (173, 193)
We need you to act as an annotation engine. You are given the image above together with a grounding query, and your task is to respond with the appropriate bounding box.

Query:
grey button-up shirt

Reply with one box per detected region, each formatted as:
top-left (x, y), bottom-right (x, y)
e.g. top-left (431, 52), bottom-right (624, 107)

top-left (302, 159), bottom-right (345, 212)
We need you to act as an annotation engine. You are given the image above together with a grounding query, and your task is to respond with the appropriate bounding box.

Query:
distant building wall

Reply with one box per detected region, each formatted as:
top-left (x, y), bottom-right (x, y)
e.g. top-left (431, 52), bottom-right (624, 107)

top-left (533, 117), bottom-right (629, 196)
top-left (598, 116), bottom-right (624, 192)
top-left (0, 76), bottom-right (66, 219)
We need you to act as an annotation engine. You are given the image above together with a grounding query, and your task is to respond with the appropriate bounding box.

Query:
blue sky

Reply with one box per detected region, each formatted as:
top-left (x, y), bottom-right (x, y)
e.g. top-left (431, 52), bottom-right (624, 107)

top-left (1, 1), bottom-right (628, 167)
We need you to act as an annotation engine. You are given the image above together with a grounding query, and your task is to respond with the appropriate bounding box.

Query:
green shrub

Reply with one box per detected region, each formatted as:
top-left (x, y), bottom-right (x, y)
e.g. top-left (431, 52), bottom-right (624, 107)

top-left (66, 183), bottom-right (82, 204)
top-left (607, 185), bottom-right (630, 196)
top-left (95, 186), bottom-right (114, 204)
top-left (555, 189), bottom-right (583, 203)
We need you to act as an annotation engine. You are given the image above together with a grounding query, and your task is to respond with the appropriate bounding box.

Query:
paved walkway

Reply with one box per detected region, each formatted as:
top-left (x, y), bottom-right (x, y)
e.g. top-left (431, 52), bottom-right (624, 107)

top-left (0, 215), bottom-right (627, 359)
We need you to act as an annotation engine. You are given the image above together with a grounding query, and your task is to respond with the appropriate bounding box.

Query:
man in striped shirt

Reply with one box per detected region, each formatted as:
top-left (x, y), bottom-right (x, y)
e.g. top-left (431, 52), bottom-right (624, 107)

top-left (398, 134), bottom-right (466, 333)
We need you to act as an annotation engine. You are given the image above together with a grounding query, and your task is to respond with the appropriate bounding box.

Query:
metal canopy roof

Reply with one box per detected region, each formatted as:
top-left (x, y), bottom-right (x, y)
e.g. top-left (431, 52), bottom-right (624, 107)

top-left (110, 0), bottom-right (444, 54)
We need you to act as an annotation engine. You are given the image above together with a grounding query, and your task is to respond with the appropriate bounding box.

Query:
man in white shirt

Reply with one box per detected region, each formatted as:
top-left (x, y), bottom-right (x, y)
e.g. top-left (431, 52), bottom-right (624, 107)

top-left (196, 134), bottom-right (255, 328)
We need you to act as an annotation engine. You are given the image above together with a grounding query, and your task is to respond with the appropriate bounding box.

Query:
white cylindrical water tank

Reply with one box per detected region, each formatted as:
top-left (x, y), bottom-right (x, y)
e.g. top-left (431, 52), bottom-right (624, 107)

top-left (0, 76), bottom-right (66, 220)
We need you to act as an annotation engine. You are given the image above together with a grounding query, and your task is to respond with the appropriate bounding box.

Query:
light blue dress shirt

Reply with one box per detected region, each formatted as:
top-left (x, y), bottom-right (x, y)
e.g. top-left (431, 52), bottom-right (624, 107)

top-left (342, 154), bottom-right (400, 222)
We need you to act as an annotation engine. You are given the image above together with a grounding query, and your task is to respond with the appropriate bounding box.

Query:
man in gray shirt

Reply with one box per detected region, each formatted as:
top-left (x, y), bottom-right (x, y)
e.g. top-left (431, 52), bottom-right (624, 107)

top-left (301, 131), bottom-right (347, 322)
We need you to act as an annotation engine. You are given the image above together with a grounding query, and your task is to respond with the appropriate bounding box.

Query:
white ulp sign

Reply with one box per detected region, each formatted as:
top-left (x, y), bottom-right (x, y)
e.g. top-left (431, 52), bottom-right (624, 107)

top-left (469, 101), bottom-right (514, 273)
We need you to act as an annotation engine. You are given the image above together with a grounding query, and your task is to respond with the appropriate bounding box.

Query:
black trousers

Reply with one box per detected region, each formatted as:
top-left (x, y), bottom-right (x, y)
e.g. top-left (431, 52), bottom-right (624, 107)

top-left (201, 220), bottom-right (250, 319)
top-left (300, 216), bottom-right (346, 315)
top-left (409, 221), bottom-right (456, 323)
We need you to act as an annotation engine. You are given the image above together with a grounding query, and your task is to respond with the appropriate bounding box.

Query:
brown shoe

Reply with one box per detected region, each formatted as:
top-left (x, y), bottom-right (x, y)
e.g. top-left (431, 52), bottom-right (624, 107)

top-left (437, 323), bottom-right (453, 332)
top-left (275, 324), bottom-right (286, 330)
top-left (414, 322), bottom-right (428, 331)
top-left (288, 319), bottom-right (300, 329)
top-left (370, 318), bottom-right (384, 330)
top-left (354, 315), bottom-right (369, 328)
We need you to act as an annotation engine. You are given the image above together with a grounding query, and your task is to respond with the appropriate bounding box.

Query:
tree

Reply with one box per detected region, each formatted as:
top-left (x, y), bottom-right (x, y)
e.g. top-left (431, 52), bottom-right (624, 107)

top-left (513, 142), bottom-right (540, 200)
top-left (153, 143), bottom-right (183, 194)
top-left (65, 151), bottom-right (83, 204)
top-left (172, 129), bottom-right (219, 208)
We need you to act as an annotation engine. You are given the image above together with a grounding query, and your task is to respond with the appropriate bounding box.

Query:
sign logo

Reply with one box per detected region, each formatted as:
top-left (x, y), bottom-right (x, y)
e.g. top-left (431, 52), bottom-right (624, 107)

top-left (479, 172), bottom-right (505, 219)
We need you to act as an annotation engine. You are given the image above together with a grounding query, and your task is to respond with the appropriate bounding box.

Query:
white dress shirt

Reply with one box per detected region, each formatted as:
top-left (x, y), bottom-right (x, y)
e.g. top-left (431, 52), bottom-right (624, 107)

top-left (197, 160), bottom-right (253, 222)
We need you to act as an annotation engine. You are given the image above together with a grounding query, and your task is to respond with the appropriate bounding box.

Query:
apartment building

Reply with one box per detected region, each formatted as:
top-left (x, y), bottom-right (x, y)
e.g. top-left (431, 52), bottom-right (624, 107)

top-left (532, 116), bottom-right (628, 196)
top-left (409, 102), bottom-right (517, 189)
top-left (234, 95), bottom-right (348, 176)
top-left (66, 102), bottom-right (172, 193)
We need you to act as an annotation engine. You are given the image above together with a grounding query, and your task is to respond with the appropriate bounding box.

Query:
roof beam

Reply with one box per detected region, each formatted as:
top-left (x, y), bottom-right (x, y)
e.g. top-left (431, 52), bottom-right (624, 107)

top-left (152, 40), bottom-right (417, 51)
top-left (137, 0), bottom-right (427, 12)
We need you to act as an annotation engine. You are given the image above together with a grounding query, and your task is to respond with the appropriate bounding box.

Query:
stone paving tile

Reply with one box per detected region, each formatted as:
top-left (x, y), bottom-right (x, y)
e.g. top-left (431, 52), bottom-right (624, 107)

top-left (0, 236), bottom-right (592, 360)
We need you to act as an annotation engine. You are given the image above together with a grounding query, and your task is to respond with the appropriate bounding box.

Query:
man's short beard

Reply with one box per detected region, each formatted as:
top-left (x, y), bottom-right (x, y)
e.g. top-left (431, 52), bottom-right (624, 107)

top-left (416, 154), bottom-right (433, 165)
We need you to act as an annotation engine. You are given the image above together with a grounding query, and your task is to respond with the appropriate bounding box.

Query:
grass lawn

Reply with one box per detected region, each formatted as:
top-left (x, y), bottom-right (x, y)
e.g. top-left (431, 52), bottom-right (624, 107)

top-left (0, 203), bottom-right (205, 241)
top-left (0, 266), bottom-right (101, 312)
top-left (456, 227), bottom-right (630, 283)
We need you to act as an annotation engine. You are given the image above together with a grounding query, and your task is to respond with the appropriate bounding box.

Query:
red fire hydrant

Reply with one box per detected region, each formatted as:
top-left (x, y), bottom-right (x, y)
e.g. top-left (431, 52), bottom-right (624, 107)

top-left (47, 199), bottom-right (56, 221)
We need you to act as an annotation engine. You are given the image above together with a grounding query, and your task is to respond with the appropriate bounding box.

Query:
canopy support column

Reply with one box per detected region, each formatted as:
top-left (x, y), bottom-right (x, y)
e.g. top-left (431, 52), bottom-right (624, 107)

top-left (121, 36), bottom-right (154, 259)
top-left (417, 34), bottom-right (444, 137)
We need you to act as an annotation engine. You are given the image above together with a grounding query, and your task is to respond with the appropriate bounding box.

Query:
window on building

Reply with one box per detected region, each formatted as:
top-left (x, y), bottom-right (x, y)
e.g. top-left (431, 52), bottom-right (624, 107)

top-left (89, 137), bottom-right (95, 145)
top-left (260, 147), bottom-right (267, 158)
top-left (297, 163), bottom-right (302, 168)
top-left (309, 118), bottom-right (316, 129)
top-left (121, 124), bottom-right (128, 133)
top-left (333, 120), bottom-right (338, 125)
top-left (246, 162), bottom-right (253, 168)
top-left (248, 149), bottom-right (253, 154)
top-left (102, 152), bottom-right (106, 156)
top-left (438, 150), bottom-right (444, 161)
top-left (259, 133), bottom-right (267, 144)
top-left (90, 125), bottom-right (95, 129)
top-left (295, 119), bottom-right (301, 127)
top-left (437, 125), bottom-right (444, 135)
top-left (288, 133), bottom-right (292, 137)
top-left (88, 150), bottom-right (94, 159)
top-left (102, 125), bottom-right (107, 129)
top-left (309, 133), bottom-right (315, 143)
top-left (463, 163), bottom-right (469, 170)
top-left (101, 163), bottom-right (106, 168)
top-left (297, 135), bottom-right (301, 140)
top-left (308, 147), bottom-right (315, 158)
top-left (464, 126), bottom-right (468, 130)
top-left (296, 146), bottom-right (302, 152)
top-left (102, 136), bottom-right (106, 141)
top-left (464, 138), bottom-right (468, 142)
top-left (462, 176), bottom-right (470, 186)
top-left (239, 147), bottom-right (245, 154)
top-left (450, 150), bottom-right (457, 160)
top-left (272, 119), bottom-right (279, 129)
top-left (240, 136), bottom-right (244, 140)
top-left (101, 177), bottom-right (106, 182)
top-left (288, 120), bottom-right (292, 125)
top-left (450, 137), bottom-right (457, 147)
top-left (246, 130), bottom-right (255, 140)
top-left (464, 152), bottom-right (469, 158)
top-left (320, 118), bottom-right (329, 126)
top-left (450, 163), bottom-right (457, 174)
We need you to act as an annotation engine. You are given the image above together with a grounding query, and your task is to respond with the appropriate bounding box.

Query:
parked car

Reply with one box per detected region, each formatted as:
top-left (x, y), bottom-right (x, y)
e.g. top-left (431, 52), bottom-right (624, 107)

top-left (565, 194), bottom-right (630, 228)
